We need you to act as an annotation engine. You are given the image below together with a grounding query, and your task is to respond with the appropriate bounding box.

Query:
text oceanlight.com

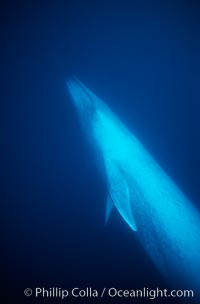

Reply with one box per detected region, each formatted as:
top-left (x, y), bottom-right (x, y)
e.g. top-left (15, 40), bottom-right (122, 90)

top-left (24, 286), bottom-right (194, 300)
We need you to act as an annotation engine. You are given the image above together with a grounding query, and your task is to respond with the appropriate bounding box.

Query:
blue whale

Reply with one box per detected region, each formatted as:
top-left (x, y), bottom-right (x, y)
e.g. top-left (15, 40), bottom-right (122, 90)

top-left (67, 78), bottom-right (200, 294)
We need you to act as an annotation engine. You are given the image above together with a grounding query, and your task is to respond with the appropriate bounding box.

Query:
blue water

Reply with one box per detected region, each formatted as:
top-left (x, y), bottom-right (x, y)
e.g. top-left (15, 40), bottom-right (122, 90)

top-left (2, 1), bottom-right (200, 303)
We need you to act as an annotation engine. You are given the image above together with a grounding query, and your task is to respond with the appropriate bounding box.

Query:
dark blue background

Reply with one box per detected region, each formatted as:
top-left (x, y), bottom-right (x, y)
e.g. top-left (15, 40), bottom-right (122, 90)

top-left (1, 0), bottom-right (200, 303)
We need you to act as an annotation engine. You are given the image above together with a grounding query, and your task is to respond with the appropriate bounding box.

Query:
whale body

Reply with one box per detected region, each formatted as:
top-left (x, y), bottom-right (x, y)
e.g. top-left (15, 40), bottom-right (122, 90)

top-left (67, 78), bottom-right (200, 294)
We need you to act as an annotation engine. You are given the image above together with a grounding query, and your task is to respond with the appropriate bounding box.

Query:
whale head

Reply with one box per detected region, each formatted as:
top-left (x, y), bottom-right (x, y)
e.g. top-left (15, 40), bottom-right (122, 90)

top-left (67, 78), bottom-right (98, 124)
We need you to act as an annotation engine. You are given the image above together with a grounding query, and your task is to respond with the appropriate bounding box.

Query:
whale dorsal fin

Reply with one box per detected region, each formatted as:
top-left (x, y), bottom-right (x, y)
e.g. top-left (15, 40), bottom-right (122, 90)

top-left (107, 164), bottom-right (137, 231)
